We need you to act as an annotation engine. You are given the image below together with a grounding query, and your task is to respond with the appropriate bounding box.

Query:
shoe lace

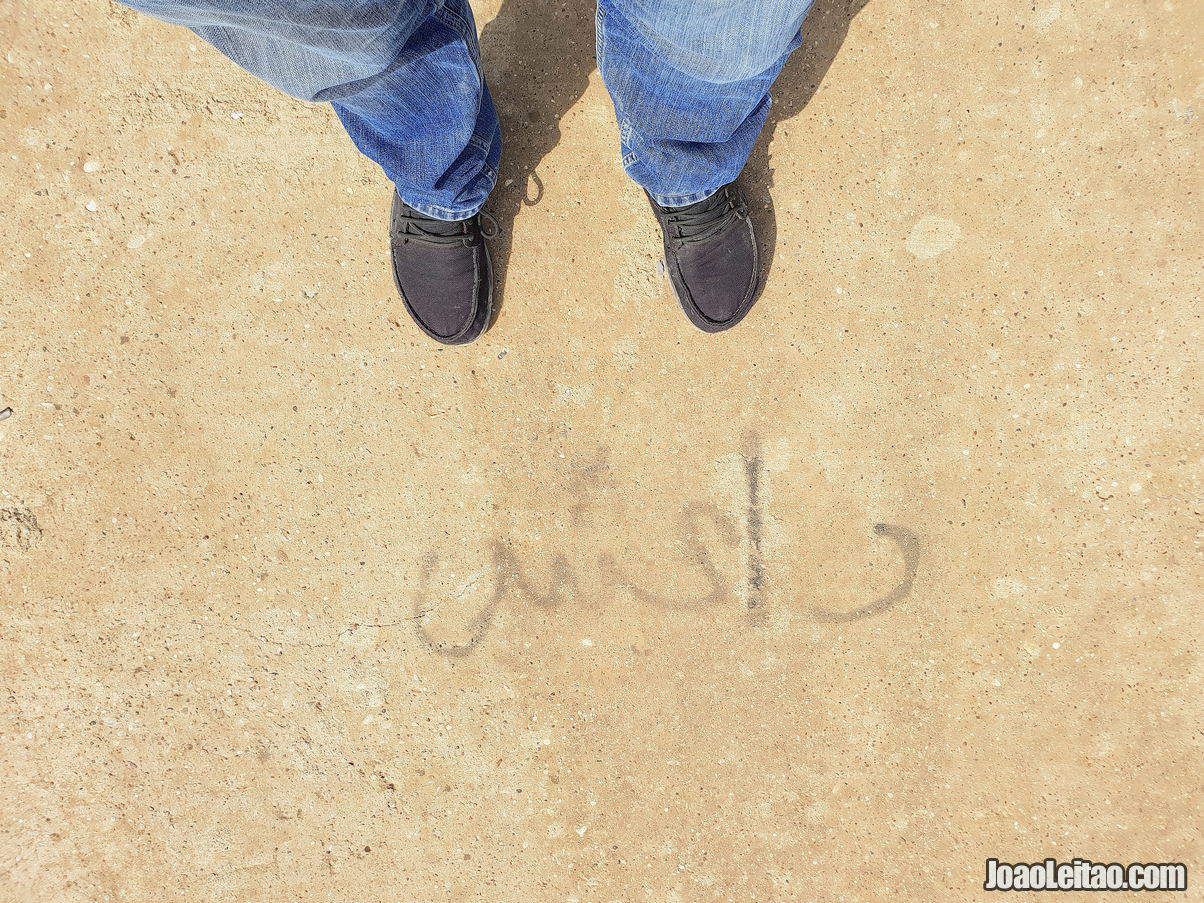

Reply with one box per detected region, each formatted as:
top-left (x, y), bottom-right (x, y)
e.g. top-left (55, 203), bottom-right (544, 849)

top-left (394, 207), bottom-right (500, 247)
top-left (479, 211), bottom-right (500, 240)
top-left (663, 188), bottom-right (746, 248)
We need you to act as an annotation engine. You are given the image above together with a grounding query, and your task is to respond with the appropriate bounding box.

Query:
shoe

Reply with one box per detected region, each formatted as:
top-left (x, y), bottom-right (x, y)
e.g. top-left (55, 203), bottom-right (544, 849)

top-left (389, 193), bottom-right (495, 345)
top-left (647, 181), bottom-right (760, 333)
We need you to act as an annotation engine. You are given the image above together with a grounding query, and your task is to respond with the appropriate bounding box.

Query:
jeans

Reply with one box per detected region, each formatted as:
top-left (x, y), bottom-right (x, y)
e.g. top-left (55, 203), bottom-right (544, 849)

top-left (122, 0), bottom-right (812, 219)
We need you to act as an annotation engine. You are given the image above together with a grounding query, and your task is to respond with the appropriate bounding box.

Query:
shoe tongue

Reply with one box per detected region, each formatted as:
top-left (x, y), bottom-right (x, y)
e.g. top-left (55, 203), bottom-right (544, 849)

top-left (680, 190), bottom-right (728, 216)
top-left (415, 215), bottom-right (467, 236)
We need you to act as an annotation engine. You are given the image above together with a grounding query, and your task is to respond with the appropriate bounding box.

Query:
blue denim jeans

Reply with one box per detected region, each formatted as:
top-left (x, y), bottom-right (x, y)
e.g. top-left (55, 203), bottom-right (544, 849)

top-left (123, 0), bottom-right (812, 219)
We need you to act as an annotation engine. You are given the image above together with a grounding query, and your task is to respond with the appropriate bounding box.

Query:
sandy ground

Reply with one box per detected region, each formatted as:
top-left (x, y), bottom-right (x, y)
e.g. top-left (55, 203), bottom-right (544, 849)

top-left (1, 0), bottom-right (1201, 899)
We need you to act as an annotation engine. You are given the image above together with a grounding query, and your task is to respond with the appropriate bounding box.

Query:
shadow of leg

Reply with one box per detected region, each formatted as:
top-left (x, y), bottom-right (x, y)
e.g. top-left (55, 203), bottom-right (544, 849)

top-left (475, 0), bottom-right (868, 321)
top-left (477, 0), bottom-right (598, 324)
top-left (742, 0), bottom-right (871, 290)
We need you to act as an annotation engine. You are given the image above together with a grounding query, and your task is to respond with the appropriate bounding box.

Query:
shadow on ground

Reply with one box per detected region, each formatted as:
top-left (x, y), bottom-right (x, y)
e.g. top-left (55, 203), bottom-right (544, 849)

top-left (476, 0), bottom-right (596, 326)
top-left (744, 0), bottom-right (871, 290)
top-left (476, 0), bottom-right (871, 320)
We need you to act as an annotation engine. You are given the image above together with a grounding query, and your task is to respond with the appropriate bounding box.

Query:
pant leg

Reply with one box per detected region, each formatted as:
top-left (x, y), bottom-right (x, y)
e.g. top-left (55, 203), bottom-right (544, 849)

top-left (596, 0), bottom-right (811, 206)
top-left (121, 0), bottom-right (499, 219)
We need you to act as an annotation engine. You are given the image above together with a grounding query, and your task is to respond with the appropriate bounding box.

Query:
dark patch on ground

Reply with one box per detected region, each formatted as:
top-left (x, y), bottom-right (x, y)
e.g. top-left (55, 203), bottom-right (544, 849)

top-left (744, 434), bottom-right (766, 621)
top-left (0, 506), bottom-right (42, 551)
top-left (807, 523), bottom-right (921, 623)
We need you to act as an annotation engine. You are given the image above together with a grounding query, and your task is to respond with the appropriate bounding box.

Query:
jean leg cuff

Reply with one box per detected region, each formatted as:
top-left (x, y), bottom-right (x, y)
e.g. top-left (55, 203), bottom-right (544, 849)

top-left (396, 195), bottom-right (484, 221)
top-left (649, 186), bottom-right (722, 208)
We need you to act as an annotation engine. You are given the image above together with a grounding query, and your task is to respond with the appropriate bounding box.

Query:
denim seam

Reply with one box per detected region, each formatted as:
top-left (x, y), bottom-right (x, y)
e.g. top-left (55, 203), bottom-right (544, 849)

top-left (401, 197), bottom-right (484, 220)
top-left (595, 5), bottom-right (608, 90)
top-left (431, 2), bottom-right (496, 171)
top-left (599, 3), bottom-right (631, 178)
top-left (433, 4), bottom-right (479, 66)
top-left (650, 186), bottom-right (722, 207)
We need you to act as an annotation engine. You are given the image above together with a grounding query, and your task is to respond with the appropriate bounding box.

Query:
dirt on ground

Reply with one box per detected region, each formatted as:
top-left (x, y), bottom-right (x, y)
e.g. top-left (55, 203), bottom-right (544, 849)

top-left (1, 0), bottom-right (1201, 899)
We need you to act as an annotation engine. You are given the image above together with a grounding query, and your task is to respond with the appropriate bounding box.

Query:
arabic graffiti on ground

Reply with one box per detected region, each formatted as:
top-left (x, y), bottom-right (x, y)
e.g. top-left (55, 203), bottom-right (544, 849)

top-left (412, 437), bottom-right (921, 656)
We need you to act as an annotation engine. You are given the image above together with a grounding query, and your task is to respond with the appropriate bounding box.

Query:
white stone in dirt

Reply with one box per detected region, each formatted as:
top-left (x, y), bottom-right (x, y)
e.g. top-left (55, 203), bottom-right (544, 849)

top-left (1033, 2), bottom-right (1061, 32)
top-left (906, 216), bottom-right (961, 259)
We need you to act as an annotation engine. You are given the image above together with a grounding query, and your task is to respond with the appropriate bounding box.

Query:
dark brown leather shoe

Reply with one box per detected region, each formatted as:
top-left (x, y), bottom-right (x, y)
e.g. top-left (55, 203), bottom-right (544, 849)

top-left (389, 193), bottom-right (494, 345)
top-left (647, 181), bottom-right (760, 332)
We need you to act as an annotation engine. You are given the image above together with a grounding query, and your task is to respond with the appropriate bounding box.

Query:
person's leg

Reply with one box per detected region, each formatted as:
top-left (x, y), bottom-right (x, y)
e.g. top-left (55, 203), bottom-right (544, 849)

top-left (121, 0), bottom-right (499, 219)
top-left (595, 0), bottom-right (809, 206)
top-left (595, 0), bottom-right (811, 332)
top-left (119, 0), bottom-right (499, 343)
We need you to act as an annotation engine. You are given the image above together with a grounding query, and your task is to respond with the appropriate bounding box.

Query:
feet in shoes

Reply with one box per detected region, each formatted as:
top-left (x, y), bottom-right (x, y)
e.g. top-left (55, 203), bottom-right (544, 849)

top-left (646, 181), bottom-right (760, 333)
top-left (389, 179), bottom-right (760, 343)
top-left (389, 194), bottom-right (494, 346)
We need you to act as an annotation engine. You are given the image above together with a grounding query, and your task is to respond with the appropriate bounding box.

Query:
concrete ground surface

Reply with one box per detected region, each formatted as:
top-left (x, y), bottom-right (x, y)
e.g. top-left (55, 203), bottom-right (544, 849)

top-left (1, 0), bottom-right (1200, 899)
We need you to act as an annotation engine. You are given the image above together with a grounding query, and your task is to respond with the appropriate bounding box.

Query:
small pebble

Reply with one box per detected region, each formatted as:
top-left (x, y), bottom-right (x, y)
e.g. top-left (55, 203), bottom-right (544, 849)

top-left (83, 160), bottom-right (100, 173)
top-left (0, 407), bottom-right (12, 420)
top-left (84, 200), bottom-right (98, 212)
